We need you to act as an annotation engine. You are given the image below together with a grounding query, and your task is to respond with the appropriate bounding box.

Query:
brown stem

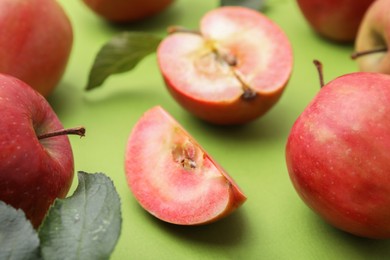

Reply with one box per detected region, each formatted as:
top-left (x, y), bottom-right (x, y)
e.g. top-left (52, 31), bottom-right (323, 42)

top-left (38, 126), bottom-right (86, 140)
top-left (351, 47), bottom-right (388, 59)
top-left (313, 60), bottom-right (325, 88)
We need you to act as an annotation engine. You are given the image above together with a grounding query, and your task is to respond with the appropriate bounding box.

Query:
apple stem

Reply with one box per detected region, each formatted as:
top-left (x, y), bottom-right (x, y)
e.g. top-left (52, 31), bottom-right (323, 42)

top-left (167, 26), bottom-right (201, 35)
top-left (313, 60), bottom-right (325, 88)
top-left (351, 47), bottom-right (388, 59)
top-left (37, 126), bottom-right (86, 140)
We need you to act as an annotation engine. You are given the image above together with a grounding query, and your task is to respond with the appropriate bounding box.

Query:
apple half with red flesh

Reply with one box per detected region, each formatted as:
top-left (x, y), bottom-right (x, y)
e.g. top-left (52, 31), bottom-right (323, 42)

top-left (125, 106), bottom-right (246, 225)
top-left (157, 6), bottom-right (293, 125)
top-left (286, 71), bottom-right (390, 239)
top-left (352, 0), bottom-right (390, 74)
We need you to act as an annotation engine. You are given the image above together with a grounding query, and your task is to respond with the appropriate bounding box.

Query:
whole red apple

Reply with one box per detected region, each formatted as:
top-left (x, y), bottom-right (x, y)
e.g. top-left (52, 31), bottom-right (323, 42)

top-left (82, 0), bottom-right (174, 23)
top-left (157, 6), bottom-right (293, 125)
top-left (125, 106), bottom-right (246, 225)
top-left (0, 73), bottom-right (84, 228)
top-left (0, 0), bottom-right (73, 97)
top-left (286, 71), bottom-right (390, 239)
top-left (296, 0), bottom-right (375, 42)
top-left (352, 0), bottom-right (390, 74)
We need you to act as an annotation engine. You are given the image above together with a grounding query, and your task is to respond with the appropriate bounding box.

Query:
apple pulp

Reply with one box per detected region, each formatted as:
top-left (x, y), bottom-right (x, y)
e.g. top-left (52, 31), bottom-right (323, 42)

top-left (125, 106), bottom-right (246, 225)
top-left (286, 72), bottom-right (390, 238)
top-left (157, 6), bottom-right (293, 125)
top-left (0, 74), bottom-right (74, 228)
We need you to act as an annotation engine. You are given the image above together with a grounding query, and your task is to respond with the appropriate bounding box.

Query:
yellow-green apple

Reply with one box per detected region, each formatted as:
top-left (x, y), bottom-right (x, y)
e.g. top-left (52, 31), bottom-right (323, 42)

top-left (157, 6), bottom-right (293, 125)
top-left (352, 0), bottom-right (390, 74)
top-left (125, 106), bottom-right (246, 225)
top-left (296, 0), bottom-right (375, 42)
top-left (286, 69), bottom-right (390, 239)
top-left (82, 0), bottom-right (174, 23)
top-left (0, 73), bottom-right (85, 228)
top-left (0, 0), bottom-right (73, 97)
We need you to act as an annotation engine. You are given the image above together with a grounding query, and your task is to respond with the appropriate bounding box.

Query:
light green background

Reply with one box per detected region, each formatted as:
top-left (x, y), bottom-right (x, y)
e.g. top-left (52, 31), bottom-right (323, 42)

top-left (53, 0), bottom-right (390, 259)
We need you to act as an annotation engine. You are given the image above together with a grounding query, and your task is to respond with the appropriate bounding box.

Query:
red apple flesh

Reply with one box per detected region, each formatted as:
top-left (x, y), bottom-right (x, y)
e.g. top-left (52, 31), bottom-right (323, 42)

top-left (296, 0), bottom-right (375, 42)
top-left (0, 73), bottom-right (75, 228)
top-left (353, 0), bottom-right (390, 74)
top-left (286, 72), bottom-right (390, 239)
top-left (157, 6), bottom-right (293, 125)
top-left (0, 0), bottom-right (73, 97)
top-left (82, 0), bottom-right (174, 23)
top-left (125, 106), bottom-right (246, 225)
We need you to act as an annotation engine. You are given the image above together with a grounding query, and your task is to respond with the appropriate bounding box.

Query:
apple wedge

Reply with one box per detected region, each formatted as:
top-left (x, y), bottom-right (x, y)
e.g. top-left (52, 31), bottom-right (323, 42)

top-left (124, 106), bottom-right (246, 225)
top-left (157, 6), bottom-right (293, 125)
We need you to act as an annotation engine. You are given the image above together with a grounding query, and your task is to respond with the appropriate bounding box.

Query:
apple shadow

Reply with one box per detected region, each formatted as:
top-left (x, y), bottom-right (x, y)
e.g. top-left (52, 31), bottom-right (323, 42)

top-left (141, 205), bottom-right (249, 247)
top-left (185, 106), bottom-right (293, 143)
top-left (305, 211), bottom-right (390, 258)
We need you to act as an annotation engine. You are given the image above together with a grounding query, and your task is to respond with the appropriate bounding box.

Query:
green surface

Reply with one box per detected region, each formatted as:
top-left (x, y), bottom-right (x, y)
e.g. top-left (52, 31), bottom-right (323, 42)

top-left (53, 0), bottom-right (390, 259)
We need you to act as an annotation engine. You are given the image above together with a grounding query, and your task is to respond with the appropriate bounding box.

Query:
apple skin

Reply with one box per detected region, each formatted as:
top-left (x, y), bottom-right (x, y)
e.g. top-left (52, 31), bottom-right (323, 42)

top-left (0, 0), bottom-right (73, 97)
top-left (296, 0), bottom-right (375, 42)
top-left (286, 72), bottom-right (390, 239)
top-left (125, 106), bottom-right (246, 225)
top-left (354, 0), bottom-right (390, 74)
top-left (157, 6), bottom-right (293, 125)
top-left (82, 0), bottom-right (174, 23)
top-left (0, 73), bottom-right (74, 228)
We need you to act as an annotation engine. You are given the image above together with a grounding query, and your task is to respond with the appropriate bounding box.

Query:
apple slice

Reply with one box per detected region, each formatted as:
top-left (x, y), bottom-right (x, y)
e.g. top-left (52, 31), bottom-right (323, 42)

top-left (157, 6), bottom-right (293, 125)
top-left (125, 106), bottom-right (246, 225)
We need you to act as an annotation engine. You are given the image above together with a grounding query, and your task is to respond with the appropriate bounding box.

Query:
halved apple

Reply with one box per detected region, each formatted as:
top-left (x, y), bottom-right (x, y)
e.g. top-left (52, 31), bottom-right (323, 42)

top-left (124, 106), bottom-right (246, 225)
top-left (157, 6), bottom-right (293, 125)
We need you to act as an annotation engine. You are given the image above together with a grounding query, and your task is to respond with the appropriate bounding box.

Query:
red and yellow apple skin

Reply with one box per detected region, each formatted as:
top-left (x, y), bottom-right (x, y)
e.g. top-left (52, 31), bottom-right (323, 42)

top-left (286, 72), bottom-right (390, 239)
top-left (82, 0), bottom-right (174, 23)
top-left (354, 0), bottom-right (390, 74)
top-left (125, 106), bottom-right (246, 225)
top-left (0, 74), bottom-right (74, 228)
top-left (157, 6), bottom-right (293, 125)
top-left (0, 0), bottom-right (73, 97)
top-left (297, 0), bottom-right (375, 42)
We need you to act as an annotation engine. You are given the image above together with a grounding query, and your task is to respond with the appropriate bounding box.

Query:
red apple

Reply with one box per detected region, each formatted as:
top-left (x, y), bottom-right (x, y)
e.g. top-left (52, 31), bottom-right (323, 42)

top-left (125, 106), bottom-right (246, 225)
top-left (0, 0), bottom-right (73, 97)
top-left (157, 6), bottom-right (293, 125)
top-left (296, 0), bottom-right (375, 42)
top-left (286, 70), bottom-right (390, 239)
top-left (0, 73), bottom-right (85, 228)
top-left (352, 0), bottom-right (390, 74)
top-left (82, 0), bottom-right (174, 23)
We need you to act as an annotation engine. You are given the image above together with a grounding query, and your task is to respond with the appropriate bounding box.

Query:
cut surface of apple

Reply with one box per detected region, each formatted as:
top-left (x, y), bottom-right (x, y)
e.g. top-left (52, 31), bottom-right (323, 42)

top-left (157, 6), bottom-right (293, 125)
top-left (125, 106), bottom-right (246, 225)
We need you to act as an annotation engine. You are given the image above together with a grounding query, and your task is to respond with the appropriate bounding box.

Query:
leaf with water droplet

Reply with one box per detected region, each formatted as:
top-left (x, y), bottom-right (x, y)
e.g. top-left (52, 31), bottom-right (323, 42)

top-left (39, 171), bottom-right (122, 260)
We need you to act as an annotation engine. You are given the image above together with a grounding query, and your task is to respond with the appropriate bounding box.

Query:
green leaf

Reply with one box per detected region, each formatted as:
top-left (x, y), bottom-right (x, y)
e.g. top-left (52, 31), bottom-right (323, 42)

top-left (220, 0), bottom-right (267, 11)
top-left (85, 31), bottom-right (162, 91)
top-left (39, 172), bottom-right (122, 260)
top-left (0, 201), bottom-right (41, 260)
